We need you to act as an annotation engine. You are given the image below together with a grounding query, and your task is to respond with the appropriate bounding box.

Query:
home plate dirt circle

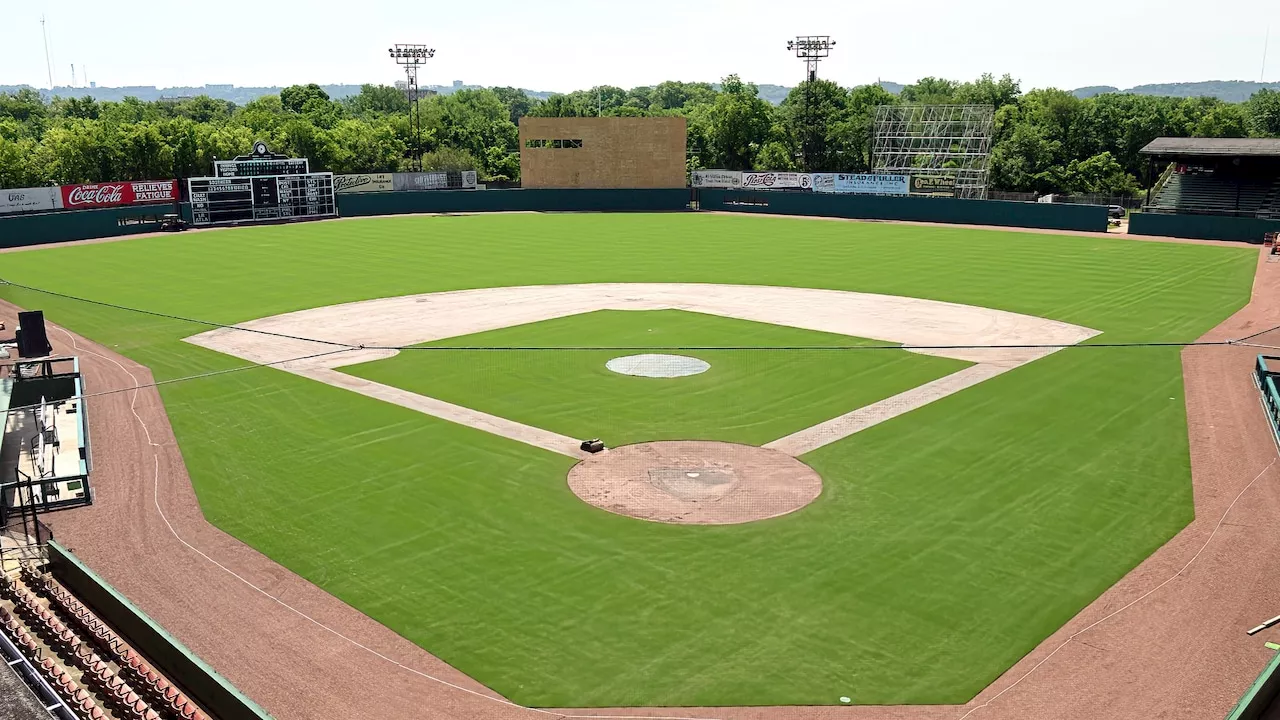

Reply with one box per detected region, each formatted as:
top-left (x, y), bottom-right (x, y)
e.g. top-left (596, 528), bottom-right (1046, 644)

top-left (567, 441), bottom-right (823, 525)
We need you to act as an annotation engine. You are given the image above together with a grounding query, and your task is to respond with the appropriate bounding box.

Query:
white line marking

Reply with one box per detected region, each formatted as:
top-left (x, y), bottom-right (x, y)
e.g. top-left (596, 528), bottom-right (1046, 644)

top-left (301, 368), bottom-right (588, 459)
top-left (956, 458), bottom-right (1277, 719)
top-left (765, 364), bottom-right (1013, 456)
top-left (57, 327), bottom-right (719, 720)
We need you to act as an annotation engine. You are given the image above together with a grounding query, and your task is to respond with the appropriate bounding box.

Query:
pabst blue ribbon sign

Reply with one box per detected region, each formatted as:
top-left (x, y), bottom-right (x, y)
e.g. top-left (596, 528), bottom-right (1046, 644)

top-left (740, 172), bottom-right (812, 190)
top-left (60, 180), bottom-right (178, 209)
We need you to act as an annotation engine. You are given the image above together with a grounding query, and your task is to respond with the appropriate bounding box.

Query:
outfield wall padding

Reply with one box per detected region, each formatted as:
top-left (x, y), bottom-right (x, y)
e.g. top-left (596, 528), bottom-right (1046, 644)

top-left (1129, 212), bottom-right (1280, 244)
top-left (0, 205), bottom-right (175, 249)
top-left (699, 190), bottom-right (1110, 232)
top-left (337, 188), bottom-right (692, 216)
top-left (47, 541), bottom-right (273, 720)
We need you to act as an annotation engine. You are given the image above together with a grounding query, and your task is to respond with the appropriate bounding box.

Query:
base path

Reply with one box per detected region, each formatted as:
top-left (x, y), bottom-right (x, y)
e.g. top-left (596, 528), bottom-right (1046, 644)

top-left (186, 283), bottom-right (1099, 458)
top-left (7, 249), bottom-right (1277, 719)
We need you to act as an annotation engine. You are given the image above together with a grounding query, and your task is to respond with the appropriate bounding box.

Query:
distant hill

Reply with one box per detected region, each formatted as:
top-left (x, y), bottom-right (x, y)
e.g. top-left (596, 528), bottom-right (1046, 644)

top-left (1072, 85), bottom-right (1120, 99)
top-left (1072, 80), bottom-right (1280, 102)
top-left (0, 82), bottom-right (539, 105)
top-left (754, 81), bottom-right (902, 105)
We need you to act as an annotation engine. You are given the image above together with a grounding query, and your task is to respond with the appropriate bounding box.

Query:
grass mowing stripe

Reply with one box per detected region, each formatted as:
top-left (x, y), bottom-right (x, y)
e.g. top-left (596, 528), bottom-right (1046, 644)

top-left (0, 213), bottom-right (1255, 706)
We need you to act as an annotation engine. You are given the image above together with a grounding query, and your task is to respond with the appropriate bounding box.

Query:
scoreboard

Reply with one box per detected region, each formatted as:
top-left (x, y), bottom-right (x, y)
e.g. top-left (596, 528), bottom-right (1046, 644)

top-left (213, 141), bottom-right (309, 178)
top-left (214, 157), bottom-right (310, 178)
top-left (188, 173), bottom-right (336, 226)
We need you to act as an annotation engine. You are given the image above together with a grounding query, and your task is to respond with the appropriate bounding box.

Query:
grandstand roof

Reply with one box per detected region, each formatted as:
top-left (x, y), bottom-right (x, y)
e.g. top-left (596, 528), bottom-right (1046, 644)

top-left (1140, 137), bottom-right (1280, 158)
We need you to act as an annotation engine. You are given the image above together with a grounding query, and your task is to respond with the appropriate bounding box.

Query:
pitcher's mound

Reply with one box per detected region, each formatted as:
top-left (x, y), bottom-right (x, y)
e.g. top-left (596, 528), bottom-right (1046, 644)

top-left (567, 441), bottom-right (823, 525)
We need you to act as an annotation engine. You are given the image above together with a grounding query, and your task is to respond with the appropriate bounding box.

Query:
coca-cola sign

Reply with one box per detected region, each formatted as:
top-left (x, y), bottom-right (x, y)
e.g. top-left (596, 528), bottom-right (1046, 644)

top-left (741, 172), bottom-right (812, 190)
top-left (60, 180), bottom-right (177, 209)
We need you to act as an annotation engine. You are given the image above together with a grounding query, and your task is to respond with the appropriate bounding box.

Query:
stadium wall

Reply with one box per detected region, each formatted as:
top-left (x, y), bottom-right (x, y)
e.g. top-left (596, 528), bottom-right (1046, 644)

top-left (698, 190), bottom-right (1109, 232)
top-left (1225, 648), bottom-right (1280, 720)
top-left (0, 205), bottom-right (172, 249)
top-left (1128, 212), bottom-right (1280, 243)
top-left (47, 541), bottom-right (273, 720)
top-left (519, 117), bottom-right (687, 189)
top-left (336, 188), bottom-right (692, 216)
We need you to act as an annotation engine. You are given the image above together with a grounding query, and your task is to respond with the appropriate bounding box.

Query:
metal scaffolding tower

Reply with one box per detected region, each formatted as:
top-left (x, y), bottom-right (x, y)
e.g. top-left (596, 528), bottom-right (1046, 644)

top-left (871, 105), bottom-right (995, 199)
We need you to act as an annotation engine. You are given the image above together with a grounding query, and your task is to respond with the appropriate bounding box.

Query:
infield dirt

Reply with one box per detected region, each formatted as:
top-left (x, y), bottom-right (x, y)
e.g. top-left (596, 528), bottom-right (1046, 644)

top-left (3, 243), bottom-right (1278, 720)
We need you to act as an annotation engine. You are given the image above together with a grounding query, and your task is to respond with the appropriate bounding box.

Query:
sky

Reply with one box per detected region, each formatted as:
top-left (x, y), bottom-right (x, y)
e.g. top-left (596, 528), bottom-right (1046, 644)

top-left (1, 0), bottom-right (1278, 93)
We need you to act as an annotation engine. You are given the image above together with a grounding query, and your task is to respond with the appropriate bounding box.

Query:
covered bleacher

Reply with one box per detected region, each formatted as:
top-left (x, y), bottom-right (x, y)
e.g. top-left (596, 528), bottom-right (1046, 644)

top-left (1141, 138), bottom-right (1280, 219)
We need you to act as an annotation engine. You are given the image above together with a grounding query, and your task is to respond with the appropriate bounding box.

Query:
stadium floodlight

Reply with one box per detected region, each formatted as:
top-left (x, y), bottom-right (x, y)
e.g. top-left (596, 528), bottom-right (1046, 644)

top-left (788, 35), bottom-right (835, 82)
top-left (389, 43), bottom-right (436, 172)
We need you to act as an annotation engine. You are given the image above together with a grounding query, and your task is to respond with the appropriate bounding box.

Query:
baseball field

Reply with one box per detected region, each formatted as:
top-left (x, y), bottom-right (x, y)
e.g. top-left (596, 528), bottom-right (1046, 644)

top-left (0, 212), bottom-right (1258, 708)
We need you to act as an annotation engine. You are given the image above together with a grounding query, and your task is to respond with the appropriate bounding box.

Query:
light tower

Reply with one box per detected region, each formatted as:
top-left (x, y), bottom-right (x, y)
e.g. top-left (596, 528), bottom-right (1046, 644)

top-left (389, 43), bottom-right (435, 172)
top-left (786, 36), bottom-right (836, 172)
top-left (787, 36), bottom-right (835, 83)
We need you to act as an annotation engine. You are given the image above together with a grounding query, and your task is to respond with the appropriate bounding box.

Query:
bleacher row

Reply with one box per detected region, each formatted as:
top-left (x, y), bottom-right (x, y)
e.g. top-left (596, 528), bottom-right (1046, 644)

top-left (0, 566), bottom-right (209, 720)
top-left (1147, 173), bottom-right (1280, 217)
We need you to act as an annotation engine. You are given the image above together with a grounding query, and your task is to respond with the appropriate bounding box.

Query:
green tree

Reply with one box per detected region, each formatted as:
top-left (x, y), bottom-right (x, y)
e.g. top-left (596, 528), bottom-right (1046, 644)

top-left (954, 74), bottom-right (1021, 110)
top-left (427, 89), bottom-right (518, 180)
top-left (343, 84), bottom-right (410, 116)
top-left (0, 89), bottom-right (49, 131)
top-left (901, 77), bottom-right (959, 104)
top-left (701, 75), bottom-right (773, 170)
top-left (51, 96), bottom-right (101, 121)
top-left (419, 146), bottom-right (479, 172)
top-left (1065, 151), bottom-right (1140, 195)
top-left (1248, 89), bottom-right (1280, 137)
top-left (280, 84), bottom-right (331, 114)
top-left (754, 140), bottom-right (796, 171)
top-left (651, 81), bottom-right (718, 111)
top-left (491, 87), bottom-right (534, 125)
top-left (778, 79), bottom-right (853, 171)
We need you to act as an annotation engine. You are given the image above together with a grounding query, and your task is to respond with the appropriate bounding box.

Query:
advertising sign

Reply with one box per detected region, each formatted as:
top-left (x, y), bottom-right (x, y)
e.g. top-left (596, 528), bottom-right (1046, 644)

top-left (909, 174), bottom-right (958, 197)
top-left (0, 187), bottom-right (61, 214)
top-left (59, 180), bottom-right (178, 209)
top-left (812, 173), bottom-right (909, 196)
top-left (691, 170), bottom-right (743, 189)
top-left (393, 171), bottom-right (479, 191)
top-left (741, 172), bottom-right (812, 190)
top-left (334, 173), bottom-right (394, 194)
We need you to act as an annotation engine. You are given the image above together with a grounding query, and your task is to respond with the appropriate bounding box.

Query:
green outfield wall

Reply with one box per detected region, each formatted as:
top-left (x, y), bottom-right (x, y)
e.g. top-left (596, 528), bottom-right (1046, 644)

top-left (1129, 213), bottom-right (1280, 243)
top-left (336, 188), bottom-right (692, 216)
top-left (1225, 649), bottom-right (1280, 720)
top-left (698, 190), bottom-right (1110, 232)
top-left (0, 205), bottom-right (173, 249)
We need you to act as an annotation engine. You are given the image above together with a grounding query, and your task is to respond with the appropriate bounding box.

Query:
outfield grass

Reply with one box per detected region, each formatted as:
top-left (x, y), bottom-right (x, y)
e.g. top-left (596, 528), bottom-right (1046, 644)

top-left (343, 309), bottom-right (969, 446)
top-left (0, 213), bottom-right (1257, 707)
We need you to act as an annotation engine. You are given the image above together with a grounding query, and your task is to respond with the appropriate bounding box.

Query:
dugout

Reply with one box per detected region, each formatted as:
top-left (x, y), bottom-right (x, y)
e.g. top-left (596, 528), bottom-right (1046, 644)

top-left (519, 117), bottom-right (687, 189)
top-left (0, 357), bottom-right (92, 528)
top-left (1133, 138), bottom-right (1280, 242)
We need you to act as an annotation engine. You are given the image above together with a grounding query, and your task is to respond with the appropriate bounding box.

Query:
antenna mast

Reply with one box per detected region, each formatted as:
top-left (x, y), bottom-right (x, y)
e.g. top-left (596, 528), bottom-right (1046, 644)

top-left (40, 16), bottom-right (54, 89)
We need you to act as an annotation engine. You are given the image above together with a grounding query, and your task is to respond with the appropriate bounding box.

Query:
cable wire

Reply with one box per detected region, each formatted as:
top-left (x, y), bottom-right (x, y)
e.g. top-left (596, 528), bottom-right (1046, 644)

top-left (0, 279), bottom-right (358, 349)
top-left (1, 347), bottom-right (357, 416)
top-left (0, 278), bottom-right (1263, 353)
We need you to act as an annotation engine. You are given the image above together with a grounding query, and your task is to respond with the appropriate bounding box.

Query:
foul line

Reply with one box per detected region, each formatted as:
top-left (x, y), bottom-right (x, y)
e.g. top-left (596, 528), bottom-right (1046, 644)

top-left (956, 457), bottom-right (1277, 719)
top-left (56, 326), bottom-right (724, 720)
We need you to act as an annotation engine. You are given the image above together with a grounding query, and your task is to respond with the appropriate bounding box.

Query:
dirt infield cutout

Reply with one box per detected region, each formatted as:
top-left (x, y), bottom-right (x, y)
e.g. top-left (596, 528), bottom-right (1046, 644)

top-left (568, 441), bottom-right (823, 524)
top-left (185, 283), bottom-right (1100, 461)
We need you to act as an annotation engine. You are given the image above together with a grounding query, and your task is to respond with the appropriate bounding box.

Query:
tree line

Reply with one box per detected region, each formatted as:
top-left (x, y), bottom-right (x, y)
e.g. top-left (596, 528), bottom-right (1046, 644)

top-left (2, 74), bottom-right (1279, 196)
